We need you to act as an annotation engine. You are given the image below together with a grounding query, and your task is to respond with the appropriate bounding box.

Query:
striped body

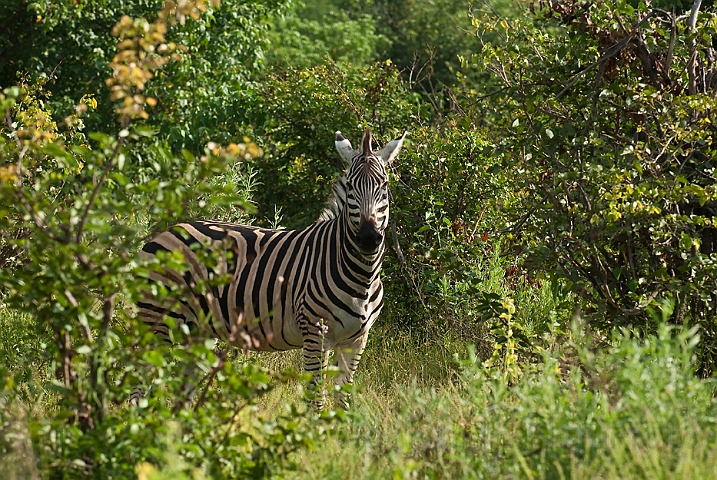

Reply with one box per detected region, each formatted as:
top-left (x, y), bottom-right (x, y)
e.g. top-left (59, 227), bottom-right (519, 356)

top-left (138, 217), bottom-right (384, 351)
top-left (134, 128), bottom-right (406, 408)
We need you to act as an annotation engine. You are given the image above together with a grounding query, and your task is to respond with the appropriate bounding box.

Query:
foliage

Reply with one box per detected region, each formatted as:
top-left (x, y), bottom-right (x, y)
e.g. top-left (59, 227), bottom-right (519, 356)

top-left (3, 0), bottom-right (717, 476)
top-left (247, 56), bottom-right (567, 361)
top-left (265, 0), bottom-right (389, 69)
top-left (338, 0), bottom-right (487, 94)
top-left (383, 126), bottom-right (520, 330)
top-left (466, 0), bottom-right (717, 373)
top-left (263, 0), bottom-right (496, 118)
top-left (247, 60), bottom-right (421, 227)
top-left (0, 3), bottom-right (319, 477)
top-left (0, 0), bottom-right (286, 152)
top-left (280, 322), bottom-right (717, 479)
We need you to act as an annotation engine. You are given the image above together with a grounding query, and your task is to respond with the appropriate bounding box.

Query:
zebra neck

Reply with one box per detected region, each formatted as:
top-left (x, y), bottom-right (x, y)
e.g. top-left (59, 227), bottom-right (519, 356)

top-left (317, 175), bottom-right (347, 222)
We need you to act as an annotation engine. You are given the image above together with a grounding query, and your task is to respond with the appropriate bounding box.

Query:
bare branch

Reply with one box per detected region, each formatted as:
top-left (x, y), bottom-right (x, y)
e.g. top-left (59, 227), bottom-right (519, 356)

top-left (501, 204), bottom-right (539, 234)
top-left (687, 0), bottom-right (703, 95)
top-left (665, 12), bottom-right (677, 80)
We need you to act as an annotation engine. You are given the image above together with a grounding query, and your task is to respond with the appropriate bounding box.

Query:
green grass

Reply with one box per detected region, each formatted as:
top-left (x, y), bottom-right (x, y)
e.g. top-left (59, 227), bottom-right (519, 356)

top-left (240, 316), bottom-right (717, 480)
top-left (273, 324), bottom-right (717, 479)
top-left (252, 322), bottom-right (465, 414)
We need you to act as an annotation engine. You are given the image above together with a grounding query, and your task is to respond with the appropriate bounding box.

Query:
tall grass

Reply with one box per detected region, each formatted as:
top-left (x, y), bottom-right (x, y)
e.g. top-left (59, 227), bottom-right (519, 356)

top-left (252, 322), bottom-right (466, 415)
top-left (276, 324), bottom-right (717, 479)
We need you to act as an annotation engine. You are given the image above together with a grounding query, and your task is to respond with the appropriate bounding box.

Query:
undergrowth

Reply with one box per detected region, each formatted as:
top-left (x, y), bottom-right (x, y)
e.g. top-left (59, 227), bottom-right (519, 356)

top-left (3, 294), bottom-right (716, 479)
top-left (278, 323), bottom-right (717, 479)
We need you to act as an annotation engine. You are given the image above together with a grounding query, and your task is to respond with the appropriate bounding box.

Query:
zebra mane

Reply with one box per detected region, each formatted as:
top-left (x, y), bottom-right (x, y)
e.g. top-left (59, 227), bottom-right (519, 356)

top-left (317, 174), bottom-right (347, 222)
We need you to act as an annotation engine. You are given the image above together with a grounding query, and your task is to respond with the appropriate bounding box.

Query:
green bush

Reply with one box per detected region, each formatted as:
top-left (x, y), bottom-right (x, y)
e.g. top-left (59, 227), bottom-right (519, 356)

top-left (247, 61), bottom-right (421, 228)
top-left (3, 0), bottom-right (716, 476)
top-left (0, 0), bottom-right (286, 152)
top-left (0, 4), bottom-right (322, 477)
top-left (465, 0), bottom-right (717, 372)
top-left (265, 0), bottom-right (389, 69)
top-left (247, 60), bottom-right (561, 354)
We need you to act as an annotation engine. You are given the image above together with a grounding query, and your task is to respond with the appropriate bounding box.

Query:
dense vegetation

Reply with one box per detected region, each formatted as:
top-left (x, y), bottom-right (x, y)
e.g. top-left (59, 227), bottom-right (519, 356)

top-left (1, 0), bottom-right (716, 477)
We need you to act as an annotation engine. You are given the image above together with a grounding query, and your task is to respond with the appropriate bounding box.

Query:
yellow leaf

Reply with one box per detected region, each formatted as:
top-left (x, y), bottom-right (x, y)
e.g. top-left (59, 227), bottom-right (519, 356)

top-left (135, 462), bottom-right (156, 480)
top-left (0, 165), bottom-right (18, 183)
top-left (80, 94), bottom-right (98, 109)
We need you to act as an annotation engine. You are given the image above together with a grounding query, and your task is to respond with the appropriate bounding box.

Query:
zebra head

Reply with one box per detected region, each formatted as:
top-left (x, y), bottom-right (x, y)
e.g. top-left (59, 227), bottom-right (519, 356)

top-left (335, 127), bottom-right (406, 255)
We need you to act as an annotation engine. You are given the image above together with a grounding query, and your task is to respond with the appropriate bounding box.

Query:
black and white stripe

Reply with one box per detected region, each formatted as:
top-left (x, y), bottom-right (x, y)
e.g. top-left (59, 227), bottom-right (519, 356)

top-left (132, 128), bottom-right (406, 408)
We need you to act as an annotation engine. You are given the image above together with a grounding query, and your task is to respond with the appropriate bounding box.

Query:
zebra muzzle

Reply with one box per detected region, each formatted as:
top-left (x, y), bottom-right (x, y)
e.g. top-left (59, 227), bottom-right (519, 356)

top-left (357, 221), bottom-right (383, 252)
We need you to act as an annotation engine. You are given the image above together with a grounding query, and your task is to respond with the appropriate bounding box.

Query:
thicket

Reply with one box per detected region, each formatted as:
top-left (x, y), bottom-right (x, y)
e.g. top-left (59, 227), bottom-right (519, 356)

top-left (256, 0), bottom-right (717, 371)
top-left (1, 0), bottom-right (716, 477)
top-left (0, 2), bottom-right (318, 478)
top-left (468, 0), bottom-right (717, 374)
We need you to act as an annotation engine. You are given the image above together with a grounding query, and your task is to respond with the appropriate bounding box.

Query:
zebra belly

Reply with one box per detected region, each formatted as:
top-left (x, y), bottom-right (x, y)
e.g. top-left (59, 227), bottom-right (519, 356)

top-left (243, 309), bottom-right (304, 352)
top-left (216, 276), bottom-right (304, 352)
top-left (334, 305), bottom-right (381, 343)
top-left (306, 294), bottom-right (383, 349)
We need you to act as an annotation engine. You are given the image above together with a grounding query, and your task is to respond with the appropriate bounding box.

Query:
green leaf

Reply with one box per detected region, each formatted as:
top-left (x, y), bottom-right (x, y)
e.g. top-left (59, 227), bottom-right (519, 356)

top-left (76, 345), bottom-right (92, 355)
top-left (88, 132), bottom-right (112, 144)
top-left (2, 86), bottom-right (23, 99)
top-left (679, 233), bottom-right (693, 252)
top-left (42, 142), bottom-right (76, 169)
top-left (612, 267), bottom-right (622, 280)
top-left (181, 149), bottom-right (195, 163)
top-left (144, 349), bottom-right (166, 367)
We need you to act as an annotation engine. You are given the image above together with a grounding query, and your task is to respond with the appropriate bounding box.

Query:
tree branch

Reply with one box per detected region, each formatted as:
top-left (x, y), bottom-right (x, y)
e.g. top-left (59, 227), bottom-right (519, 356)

top-left (557, 10), bottom-right (658, 98)
top-left (4, 108), bottom-right (71, 243)
top-left (74, 136), bottom-right (124, 244)
top-left (687, 0), bottom-right (703, 95)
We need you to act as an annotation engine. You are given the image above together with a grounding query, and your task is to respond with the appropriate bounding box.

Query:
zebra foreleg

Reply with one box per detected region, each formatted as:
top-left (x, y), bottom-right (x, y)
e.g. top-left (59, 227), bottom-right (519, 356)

top-left (299, 315), bottom-right (332, 408)
top-left (334, 333), bottom-right (368, 409)
top-left (129, 386), bottom-right (146, 407)
top-left (301, 328), bottom-right (330, 409)
top-left (303, 347), bottom-right (330, 409)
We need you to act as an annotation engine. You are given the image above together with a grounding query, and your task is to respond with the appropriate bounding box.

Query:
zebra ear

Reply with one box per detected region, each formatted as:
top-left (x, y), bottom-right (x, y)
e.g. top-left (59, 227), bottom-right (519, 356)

top-left (361, 127), bottom-right (372, 155)
top-left (377, 130), bottom-right (407, 165)
top-left (335, 131), bottom-right (354, 165)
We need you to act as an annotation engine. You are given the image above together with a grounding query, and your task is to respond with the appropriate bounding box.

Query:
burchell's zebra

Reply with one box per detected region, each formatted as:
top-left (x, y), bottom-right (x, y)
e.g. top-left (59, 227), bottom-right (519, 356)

top-left (132, 128), bottom-right (406, 408)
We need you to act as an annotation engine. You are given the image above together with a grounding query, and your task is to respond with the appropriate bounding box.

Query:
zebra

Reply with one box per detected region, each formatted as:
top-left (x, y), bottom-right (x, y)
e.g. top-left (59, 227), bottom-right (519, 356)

top-left (132, 127), bottom-right (406, 408)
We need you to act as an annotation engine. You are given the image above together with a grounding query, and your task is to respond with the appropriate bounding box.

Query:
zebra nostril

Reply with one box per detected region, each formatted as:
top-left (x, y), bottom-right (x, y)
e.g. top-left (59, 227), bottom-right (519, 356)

top-left (356, 231), bottom-right (382, 252)
top-left (357, 221), bottom-right (378, 247)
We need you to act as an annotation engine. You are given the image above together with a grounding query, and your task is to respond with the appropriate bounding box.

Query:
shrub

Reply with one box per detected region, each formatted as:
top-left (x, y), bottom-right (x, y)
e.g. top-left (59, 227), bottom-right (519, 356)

top-left (0, 0), bottom-right (286, 153)
top-left (466, 0), bottom-right (717, 373)
top-left (0, 3), bottom-right (321, 477)
top-left (247, 61), bottom-right (421, 228)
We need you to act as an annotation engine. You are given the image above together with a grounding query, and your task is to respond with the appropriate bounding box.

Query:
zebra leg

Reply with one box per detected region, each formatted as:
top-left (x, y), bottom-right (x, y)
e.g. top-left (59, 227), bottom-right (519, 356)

top-left (300, 316), bottom-right (332, 408)
top-left (303, 345), bottom-right (330, 409)
top-left (333, 333), bottom-right (368, 409)
top-left (129, 386), bottom-right (146, 407)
